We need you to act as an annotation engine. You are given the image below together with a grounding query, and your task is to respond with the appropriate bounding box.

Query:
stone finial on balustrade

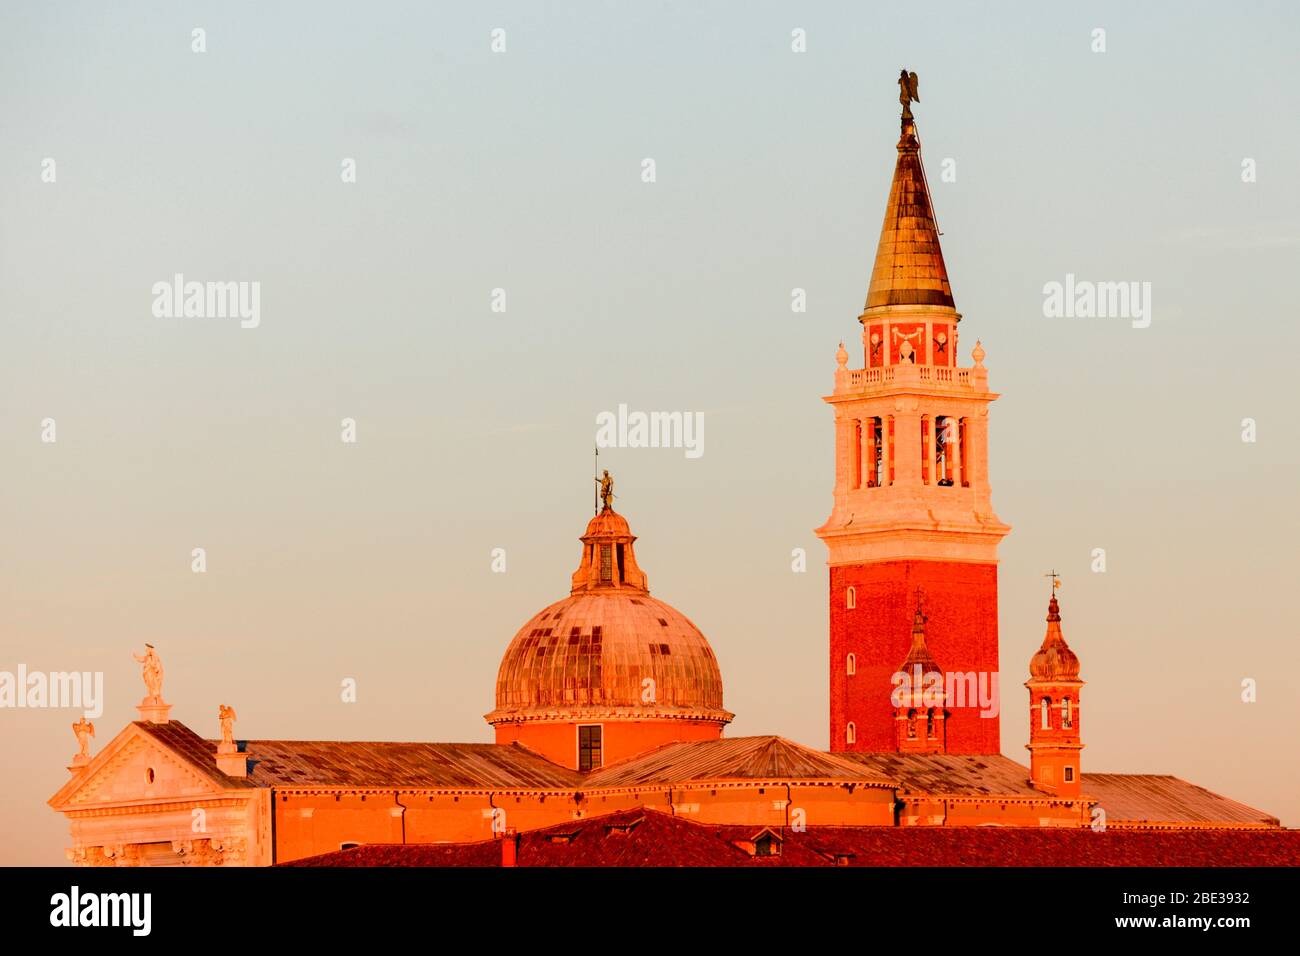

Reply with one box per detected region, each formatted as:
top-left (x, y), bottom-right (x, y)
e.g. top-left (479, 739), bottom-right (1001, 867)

top-left (834, 342), bottom-right (849, 390)
top-left (969, 339), bottom-right (989, 390)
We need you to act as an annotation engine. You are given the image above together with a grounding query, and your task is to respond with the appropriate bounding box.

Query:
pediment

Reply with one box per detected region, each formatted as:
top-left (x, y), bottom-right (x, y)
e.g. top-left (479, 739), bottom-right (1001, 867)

top-left (51, 725), bottom-right (226, 809)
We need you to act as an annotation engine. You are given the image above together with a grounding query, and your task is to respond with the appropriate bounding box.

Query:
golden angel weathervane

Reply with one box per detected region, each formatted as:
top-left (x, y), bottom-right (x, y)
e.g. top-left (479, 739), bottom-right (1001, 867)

top-left (898, 68), bottom-right (920, 121)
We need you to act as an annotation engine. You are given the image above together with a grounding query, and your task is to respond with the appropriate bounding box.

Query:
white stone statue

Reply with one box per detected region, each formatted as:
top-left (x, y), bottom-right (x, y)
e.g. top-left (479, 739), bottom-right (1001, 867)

top-left (72, 717), bottom-right (94, 759)
top-left (132, 644), bottom-right (164, 701)
top-left (218, 704), bottom-right (237, 747)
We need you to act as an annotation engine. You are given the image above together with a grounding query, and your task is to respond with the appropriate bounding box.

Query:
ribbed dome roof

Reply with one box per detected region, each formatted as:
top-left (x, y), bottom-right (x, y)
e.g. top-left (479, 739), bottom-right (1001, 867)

top-left (486, 505), bottom-right (732, 726)
top-left (1028, 596), bottom-right (1081, 681)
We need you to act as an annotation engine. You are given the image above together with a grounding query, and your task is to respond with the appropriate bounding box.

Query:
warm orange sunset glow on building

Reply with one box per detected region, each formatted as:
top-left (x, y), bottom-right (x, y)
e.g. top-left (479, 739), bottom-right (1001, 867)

top-left (45, 92), bottom-right (1294, 870)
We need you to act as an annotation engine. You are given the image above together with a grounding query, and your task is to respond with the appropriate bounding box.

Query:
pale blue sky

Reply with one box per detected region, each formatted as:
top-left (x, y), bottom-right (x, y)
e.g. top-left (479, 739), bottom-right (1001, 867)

top-left (3, 1), bottom-right (1299, 863)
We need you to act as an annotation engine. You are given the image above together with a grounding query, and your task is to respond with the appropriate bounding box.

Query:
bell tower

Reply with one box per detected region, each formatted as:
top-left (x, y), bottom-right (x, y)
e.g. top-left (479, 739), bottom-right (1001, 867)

top-left (1026, 589), bottom-right (1084, 797)
top-left (819, 78), bottom-right (1009, 755)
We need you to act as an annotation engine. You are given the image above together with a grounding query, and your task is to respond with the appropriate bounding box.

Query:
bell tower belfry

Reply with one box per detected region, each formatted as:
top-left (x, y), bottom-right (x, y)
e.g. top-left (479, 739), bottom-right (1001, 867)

top-left (819, 78), bottom-right (1010, 755)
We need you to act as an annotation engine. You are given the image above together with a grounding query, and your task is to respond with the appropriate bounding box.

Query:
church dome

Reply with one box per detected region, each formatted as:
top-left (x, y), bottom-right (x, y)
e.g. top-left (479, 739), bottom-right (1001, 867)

top-left (486, 504), bottom-right (731, 727)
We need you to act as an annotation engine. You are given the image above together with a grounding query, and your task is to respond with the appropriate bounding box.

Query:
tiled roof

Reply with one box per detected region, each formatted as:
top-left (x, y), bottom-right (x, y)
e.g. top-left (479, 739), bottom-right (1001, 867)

top-left (284, 840), bottom-right (503, 867)
top-left (135, 721), bottom-right (583, 791)
top-left (239, 739), bottom-right (583, 790)
top-left (1082, 774), bottom-right (1279, 827)
top-left (584, 736), bottom-right (894, 788)
top-left (283, 811), bottom-right (765, 867)
top-left (135, 724), bottom-right (890, 793)
top-left (132, 721), bottom-right (1281, 833)
top-left (835, 751), bottom-right (1042, 797)
top-left (282, 808), bottom-right (1300, 868)
top-left (836, 753), bottom-right (1282, 826)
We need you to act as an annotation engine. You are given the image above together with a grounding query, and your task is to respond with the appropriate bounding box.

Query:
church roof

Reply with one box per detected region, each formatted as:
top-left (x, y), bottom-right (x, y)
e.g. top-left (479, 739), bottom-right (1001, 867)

top-left (282, 808), bottom-right (1300, 868)
top-left (133, 723), bottom-right (891, 792)
top-left (134, 721), bottom-right (584, 790)
top-left (863, 118), bottom-right (955, 313)
top-left (836, 751), bottom-right (1042, 797)
top-left (129, 722), bottom-right (1281, 830)
top-left (133, 724), bottom-right (891, 793)
top-left (583, 736), bottom-right (893, 788)
top-left (238, 739), bottom-right (584, 790)
top-left (1081, 774), bottom-right (1280, 828)
top-left (834, 752), bottom-right (1281, 826)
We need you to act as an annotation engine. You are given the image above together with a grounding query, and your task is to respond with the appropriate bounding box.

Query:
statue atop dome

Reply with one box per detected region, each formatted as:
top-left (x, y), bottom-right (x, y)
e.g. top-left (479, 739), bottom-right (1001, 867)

top-left (595, 469), bottom-right (615, 512)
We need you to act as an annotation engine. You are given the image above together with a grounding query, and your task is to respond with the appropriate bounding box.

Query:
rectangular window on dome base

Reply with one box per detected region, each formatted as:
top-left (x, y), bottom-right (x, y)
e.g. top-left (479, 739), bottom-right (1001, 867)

top-left (578, 725), bottom-right (602, 772)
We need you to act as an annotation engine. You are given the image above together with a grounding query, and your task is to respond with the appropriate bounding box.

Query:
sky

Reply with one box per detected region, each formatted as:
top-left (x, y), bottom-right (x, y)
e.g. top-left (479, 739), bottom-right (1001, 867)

top-left (2, 0), bottom-right (1299, 864)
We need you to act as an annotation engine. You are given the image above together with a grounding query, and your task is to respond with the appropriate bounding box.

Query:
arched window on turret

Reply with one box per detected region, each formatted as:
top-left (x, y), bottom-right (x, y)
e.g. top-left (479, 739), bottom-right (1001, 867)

top-left (846, 653), bottom-right (856, 676)
top-left (846, 722), bottom-right (856, 745)
top-left (1040, 697), bottom-right (1052, 729)
top-left (846, 586), bottom-right (856, 610)
top-left (926, 708), bottom-right (936, 739)
top-left (1062, 696), bottom-right (1073, 729)
top-left (907, 709), bottom-right (918, 739)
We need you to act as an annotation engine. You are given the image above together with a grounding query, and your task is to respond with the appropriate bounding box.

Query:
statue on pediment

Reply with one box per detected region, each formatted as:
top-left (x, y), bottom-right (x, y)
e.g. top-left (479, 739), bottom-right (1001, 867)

top-left (132, 644), bottom-right (165, 701)
top-left (218, 704), bottom-right (237, 747)
top-left (72, 717), bottom-right (94, 760)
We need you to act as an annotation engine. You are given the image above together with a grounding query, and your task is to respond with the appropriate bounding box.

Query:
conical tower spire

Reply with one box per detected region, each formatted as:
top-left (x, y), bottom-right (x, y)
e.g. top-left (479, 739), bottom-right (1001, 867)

top-left (864, 117), bottom-right (954, 313)
top-left (900, 599), bottom-right (941, 676)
